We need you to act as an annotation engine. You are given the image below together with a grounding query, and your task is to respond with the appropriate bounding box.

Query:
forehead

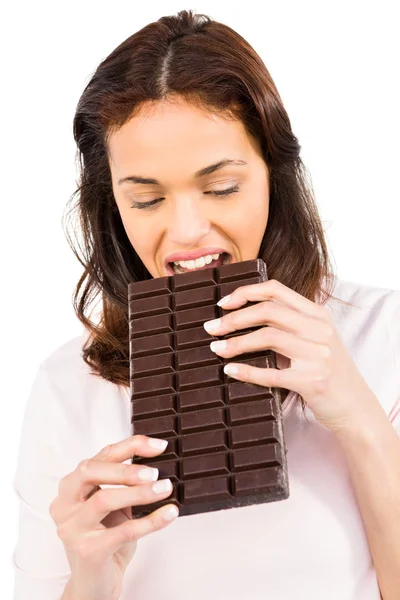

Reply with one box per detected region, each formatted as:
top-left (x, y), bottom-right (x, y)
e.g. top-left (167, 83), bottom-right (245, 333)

top-left (108, 99), bottom-right (254, 171)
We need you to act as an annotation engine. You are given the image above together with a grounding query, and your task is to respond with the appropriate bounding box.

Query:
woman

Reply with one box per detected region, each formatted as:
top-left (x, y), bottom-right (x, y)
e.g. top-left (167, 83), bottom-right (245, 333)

top-left (12, 9), bottom-right (400, 600)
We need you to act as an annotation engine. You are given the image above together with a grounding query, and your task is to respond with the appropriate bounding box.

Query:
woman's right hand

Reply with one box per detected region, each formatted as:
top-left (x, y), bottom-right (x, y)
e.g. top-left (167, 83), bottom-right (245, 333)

top-left (49, 434), bottom-right (179, 600)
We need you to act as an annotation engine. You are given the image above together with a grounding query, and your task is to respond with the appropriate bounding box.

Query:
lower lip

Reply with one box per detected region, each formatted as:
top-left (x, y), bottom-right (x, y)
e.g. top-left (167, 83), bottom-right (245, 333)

top-left (166, 253), bottom-right (231, 275)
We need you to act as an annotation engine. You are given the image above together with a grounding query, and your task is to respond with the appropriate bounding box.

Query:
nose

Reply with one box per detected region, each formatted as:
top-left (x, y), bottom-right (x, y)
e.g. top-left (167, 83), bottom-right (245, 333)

top-left (167, 196), bottom-right (211, 247)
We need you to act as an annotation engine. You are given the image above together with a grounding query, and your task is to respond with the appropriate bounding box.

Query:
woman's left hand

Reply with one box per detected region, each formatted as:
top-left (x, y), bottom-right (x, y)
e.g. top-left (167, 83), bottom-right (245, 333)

top-left (203, 279), bottom-right (378, 433)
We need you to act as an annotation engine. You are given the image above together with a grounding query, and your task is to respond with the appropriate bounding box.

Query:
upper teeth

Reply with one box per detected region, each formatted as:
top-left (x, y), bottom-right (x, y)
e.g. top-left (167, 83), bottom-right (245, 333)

top-left (173, 253), bottom-right (220, 269)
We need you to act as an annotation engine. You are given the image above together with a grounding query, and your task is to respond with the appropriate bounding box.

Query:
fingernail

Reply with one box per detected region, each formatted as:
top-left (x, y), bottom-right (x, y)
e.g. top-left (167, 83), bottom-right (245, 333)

top-left (210, 340), bottom-right (227, 353)
top-left (204, 318), bottom-right (221, 333)
top-left (148, 438), bottom-right (168, 450)
top-left (224, 364), bottom-right (239, 376)
top-left (217, 294), bottom-right (231, 307)
top-left (162, 505), bottom-right (179, 521)
top-left (152, 479), bottom-right (172, 494)
top-left (138, 467), bottom-right (159, 482)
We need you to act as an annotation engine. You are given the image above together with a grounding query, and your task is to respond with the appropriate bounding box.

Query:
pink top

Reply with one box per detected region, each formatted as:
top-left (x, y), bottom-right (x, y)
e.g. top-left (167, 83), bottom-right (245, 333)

top-left (12, 276), bottom-right (400, 600)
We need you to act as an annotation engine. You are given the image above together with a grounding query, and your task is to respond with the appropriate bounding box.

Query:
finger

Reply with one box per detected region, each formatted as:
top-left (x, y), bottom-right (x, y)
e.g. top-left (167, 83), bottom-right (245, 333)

top-left (217, 279), bottom-right (328, 320)
top-left (224, 363), bottom-right (312, 396)
top-left (205, 301), bottom-right (312, 337)
top-left (210, 327), bottom-right (324, 360)
top-left (74, 504), bottom-right (179, 564)
top-left (223, 361), bottom-right (302, 394)
top-left (59, 460), bottom-right (161, 503)
top-left (93, 435), bottom-right (169, 462)
top-left (73, 478), bottom-right (175, 531)
top-left (60, 435), bottom-right (168, 504)
top-left (109, 503), bottom-right (179, 545)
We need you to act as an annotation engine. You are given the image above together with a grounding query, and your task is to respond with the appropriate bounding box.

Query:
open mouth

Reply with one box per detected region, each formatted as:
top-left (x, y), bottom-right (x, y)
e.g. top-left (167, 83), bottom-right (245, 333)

top-left (166, 252), bottom-right (231, 275)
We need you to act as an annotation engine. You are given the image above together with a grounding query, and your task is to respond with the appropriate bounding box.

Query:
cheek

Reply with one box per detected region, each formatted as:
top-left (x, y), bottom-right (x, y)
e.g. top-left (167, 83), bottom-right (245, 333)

top-left (245, 193), bottom-right (269, 234)
top-left (113, 198), bottom-right (163, 277)
top-left (216, 198), bottom-right (268, 239)
top-left (220, 198), bottom-right (268, 257)
top-left (250, 205), bottom-right (269, 236)
top-left (119, 211), bottom-right (157, 263)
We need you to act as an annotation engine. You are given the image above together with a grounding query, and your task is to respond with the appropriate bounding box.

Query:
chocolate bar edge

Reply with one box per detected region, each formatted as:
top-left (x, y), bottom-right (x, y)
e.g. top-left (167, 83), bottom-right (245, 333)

top-left (128, 260), bottom-right (290, 517)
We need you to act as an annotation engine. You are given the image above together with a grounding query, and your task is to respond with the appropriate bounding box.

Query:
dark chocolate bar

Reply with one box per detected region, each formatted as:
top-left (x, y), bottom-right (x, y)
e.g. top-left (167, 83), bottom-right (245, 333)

top-left (128, 259), bottom-right (289, 518)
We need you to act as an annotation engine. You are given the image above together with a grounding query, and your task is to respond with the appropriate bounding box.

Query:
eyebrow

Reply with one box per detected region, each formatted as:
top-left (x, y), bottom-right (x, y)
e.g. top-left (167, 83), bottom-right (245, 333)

top-left (117, 159), bottom-right (248, 186)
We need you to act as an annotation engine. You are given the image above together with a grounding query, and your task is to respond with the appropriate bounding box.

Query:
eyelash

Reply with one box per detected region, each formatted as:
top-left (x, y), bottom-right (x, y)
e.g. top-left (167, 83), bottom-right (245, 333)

top-left (130, 185), bottom-right (240, 210)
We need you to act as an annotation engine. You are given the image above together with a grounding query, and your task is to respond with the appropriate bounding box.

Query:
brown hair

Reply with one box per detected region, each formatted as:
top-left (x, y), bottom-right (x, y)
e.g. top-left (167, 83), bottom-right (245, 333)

top-left (63, 9), bottom-right (355, 394)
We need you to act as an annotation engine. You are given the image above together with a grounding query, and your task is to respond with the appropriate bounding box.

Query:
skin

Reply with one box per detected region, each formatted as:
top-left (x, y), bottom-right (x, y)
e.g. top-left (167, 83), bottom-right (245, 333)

top-left (108, 96), bottom-right (288, 373)
top-left (105, 96), bottom-right (400, 597)
top-left (108, 96), bottom-right (269, 277)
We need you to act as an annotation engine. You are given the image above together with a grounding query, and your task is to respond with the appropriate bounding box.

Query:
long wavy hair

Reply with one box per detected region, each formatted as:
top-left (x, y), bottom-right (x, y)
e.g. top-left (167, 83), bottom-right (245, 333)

top-left (63, 9), bottom-right (354, 393)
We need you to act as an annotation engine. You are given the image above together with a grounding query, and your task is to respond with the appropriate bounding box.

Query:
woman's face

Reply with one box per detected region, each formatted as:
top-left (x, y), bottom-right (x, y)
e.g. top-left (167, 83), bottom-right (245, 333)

top-left (108, 98), bottom-right (270, 278)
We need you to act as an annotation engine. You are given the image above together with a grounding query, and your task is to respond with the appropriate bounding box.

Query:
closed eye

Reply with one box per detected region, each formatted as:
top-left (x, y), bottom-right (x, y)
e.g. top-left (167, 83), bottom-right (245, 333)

top-left (130, 185), bottom-right (240, 210)
top-left (204, 185), bottom-right (240, 197)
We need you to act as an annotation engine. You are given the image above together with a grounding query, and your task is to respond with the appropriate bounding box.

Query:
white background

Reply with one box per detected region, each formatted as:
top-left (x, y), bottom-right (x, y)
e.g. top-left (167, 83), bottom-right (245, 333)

top-left (2, 0), bottom-right (399, 595)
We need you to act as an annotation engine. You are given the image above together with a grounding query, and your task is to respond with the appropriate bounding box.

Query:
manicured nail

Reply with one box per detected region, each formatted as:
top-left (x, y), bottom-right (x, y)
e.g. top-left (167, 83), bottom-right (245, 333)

top-left (224, 364), bottom-right (239, 376)
top-left (210, 340), bottom-right (227, 353)
top-left (204, 318), bottom-right (221, 333)
top-left (147, 438), bottom-right (168, 450)
top-left (138, 467), bottom-right (159, 482)
top-left (217, 294), bottom-right (232, 307)
top-left (152, 479), bottom-right (172, 494)
top-left (162, 505), bottom-right (179, 521)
